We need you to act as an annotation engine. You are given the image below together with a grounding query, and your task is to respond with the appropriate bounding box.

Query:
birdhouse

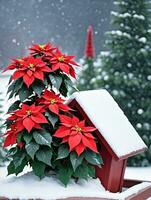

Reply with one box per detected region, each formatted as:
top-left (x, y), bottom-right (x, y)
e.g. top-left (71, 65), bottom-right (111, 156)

top-left (67, 89), bottom-right (147, 193)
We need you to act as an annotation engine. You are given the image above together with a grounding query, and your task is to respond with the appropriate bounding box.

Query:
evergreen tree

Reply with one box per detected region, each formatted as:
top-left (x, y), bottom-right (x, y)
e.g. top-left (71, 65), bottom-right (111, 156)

top-left (76, 26), bottom-right (97, 91)
top-left (0, 92), bottom-right (7, 166)
top-left (96, 0), bottom-right (151, 166)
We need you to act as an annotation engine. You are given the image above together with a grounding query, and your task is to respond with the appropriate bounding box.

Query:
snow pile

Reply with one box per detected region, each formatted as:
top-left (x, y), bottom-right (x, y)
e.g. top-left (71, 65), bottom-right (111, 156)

top-left (108, 30), bottom-right (131, 38)
top-left (138, 37), bottom-right (147, 43)
top-left (69, 89), bottom-right (147, 158)
top-left (125, 167), bottom-right (151, 182)
top-left (0, 167), bottom-right (151, 200)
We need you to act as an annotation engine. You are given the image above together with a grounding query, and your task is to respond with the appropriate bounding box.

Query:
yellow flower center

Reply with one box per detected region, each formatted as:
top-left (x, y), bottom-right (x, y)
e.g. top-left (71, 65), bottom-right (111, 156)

top-left (14, 128), bottom-right (17, 131)
top-left (75, 126), bottom-right (82, 133)
top-left (28, 63), bottom-right (34, 68)
top-left (26, 110), bottom-right (32, 116)
top-left (58, 56), bottom-right (65, 62)
top-left (39, 44), bottom-right (45, 49)
top-left (50, 99), bottom-right (56, 104)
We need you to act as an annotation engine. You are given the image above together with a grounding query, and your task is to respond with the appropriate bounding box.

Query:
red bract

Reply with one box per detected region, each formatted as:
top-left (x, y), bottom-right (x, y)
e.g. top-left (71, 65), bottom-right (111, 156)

top-left (3, 57), bottom-right (27, 72)
top-left (29, 43), bottom-right (56, 56)
top-left (10, 104), bottom-right (48, 132)
top-left (54, 115), bottom-right (98, 156)
top-left (49, 49), bottom-right (79, 78)
top-left (4, 122), bottom-right (24, 147)
top-left (12, 56), bottom-right (51, 87)
top-left (39, 90), bottom-right (71, 115)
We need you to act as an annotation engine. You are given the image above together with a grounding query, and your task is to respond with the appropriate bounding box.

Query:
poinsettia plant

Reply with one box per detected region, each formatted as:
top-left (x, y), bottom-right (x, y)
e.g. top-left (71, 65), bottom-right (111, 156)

top-left (3, 42), bottom-right (103, 186)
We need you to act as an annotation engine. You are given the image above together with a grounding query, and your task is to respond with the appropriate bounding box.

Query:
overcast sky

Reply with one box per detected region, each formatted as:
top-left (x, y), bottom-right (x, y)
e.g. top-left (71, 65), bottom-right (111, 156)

top-left (0, 0), bottom-right (114, 66)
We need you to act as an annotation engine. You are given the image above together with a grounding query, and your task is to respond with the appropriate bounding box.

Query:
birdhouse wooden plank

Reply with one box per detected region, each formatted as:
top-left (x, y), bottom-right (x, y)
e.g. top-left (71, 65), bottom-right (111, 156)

top-left (67, 89), bottom-right (147, 193)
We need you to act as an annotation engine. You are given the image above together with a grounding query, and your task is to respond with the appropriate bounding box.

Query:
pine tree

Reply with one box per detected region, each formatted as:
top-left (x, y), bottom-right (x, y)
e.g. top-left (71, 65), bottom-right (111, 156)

top-left (0, 92), bottom-right (7, 166)
top-left (76, 26), bottom-right (97, 91)
top-left (96, 0), bottom-right (151, 166)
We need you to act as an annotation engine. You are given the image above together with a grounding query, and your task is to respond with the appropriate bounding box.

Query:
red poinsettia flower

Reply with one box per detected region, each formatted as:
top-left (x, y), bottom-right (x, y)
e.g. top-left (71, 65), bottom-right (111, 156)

top-left (12, 56), bottom-right (51, 87)
top-left (4, 122), bottom-right (24, 147)
top-left (54, 115), bottom-right (98, 156)
top-left (38, 90), bottom-right (71, 115)
top-left (3, 57), bottom-right (27, 72)
top-left (49, 49), bottom-right (79, 78)
top-left (10, 104), bottom-right (48, 132)
top-left (29, 43), bottom-right (56, 57)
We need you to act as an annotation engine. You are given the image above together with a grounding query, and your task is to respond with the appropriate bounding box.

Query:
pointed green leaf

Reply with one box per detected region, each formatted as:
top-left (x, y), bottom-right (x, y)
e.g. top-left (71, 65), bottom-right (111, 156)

top-left (49, 74), bottom-right (62, 90)
top-left (45, 112), bottom-right (58, 127)
top-left (25, 141), bottom-right (39, 159)
top-left (32, 81), bottom-right (45, 96)
top-left (13, 151), bottom-right (25, 169)
top-left (85, 150), bottom-right (103, 166)
top-left (7, 161), bottom-right (15, 175)
top-left (32, 160), bottom-right (45, 179)
top-left (23, 133), bottom-right (32, 144)
top-left (7, 100), bottom-right (20, 113)
top-left (74, 164), bottom-right (88, 180)
top-left (36, 149), bottom-right (52, 166)
top-left (58, 166), bottom-right (73, 186)
top-left (15, 158), bottom-right (27, 175)
top-left (70, 152), bottom-right (84, 171)
top-left (88, 165), bottom-right (96, 178)
top-left (33, 131), bottom-right (52, 147)
top-left (57, 144), bottom-right (69, 160)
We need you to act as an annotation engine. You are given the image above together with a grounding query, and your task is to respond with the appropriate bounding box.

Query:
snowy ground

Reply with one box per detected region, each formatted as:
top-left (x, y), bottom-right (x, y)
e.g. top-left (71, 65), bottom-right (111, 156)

top-left (0, 165), bottom-right (151, 200)
top-left (125, 166), bottom-right (151, 182)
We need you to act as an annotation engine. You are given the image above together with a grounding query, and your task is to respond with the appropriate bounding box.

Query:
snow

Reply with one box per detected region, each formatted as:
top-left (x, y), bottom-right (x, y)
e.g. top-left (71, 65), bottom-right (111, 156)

top-left (138, 37), bottom-right (147, 43)
top-left (133, 14), bottom-right (145, 20)
top-left (69, 89), bottom-right (147, 158)
top-left (111, 11), bottom-right (145, 20)
top-left (125, 167), bottom-right (151, 182)
top-left (108, 30), bottom-right (131, 38)
top-left (0, 166), bottom-right (151, 200)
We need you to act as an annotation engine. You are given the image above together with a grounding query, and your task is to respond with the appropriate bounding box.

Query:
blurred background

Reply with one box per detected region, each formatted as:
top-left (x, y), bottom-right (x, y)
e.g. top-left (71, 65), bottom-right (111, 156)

top-left (0, 0), bottom-right (113, 66)
top-left (0, 0), bottom-right (151, 168)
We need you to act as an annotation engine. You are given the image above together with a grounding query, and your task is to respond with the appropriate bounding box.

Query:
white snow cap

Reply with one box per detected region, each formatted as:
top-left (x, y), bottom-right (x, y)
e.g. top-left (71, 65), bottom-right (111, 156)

top-left (69, 89), bottom-right (147, 158)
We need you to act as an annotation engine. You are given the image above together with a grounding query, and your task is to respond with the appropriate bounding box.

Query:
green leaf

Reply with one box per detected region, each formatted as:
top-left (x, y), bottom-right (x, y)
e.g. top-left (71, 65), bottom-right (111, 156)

top-left (74, 164), bottom-right (88, 180)
top-left (58, 166), bottom-right (73, 186)
top-left (64, 75), bottom-right (78, 92)
top-left (32, 81), bottom-right (45, 96)
top-left (88, 165), bottom-right (96, 178)
top-left (32, 160), bottom-right (45, 179)
top-left (49, 74), bottom-right (62, 90)
top-left (18, 87), bottom-right (29, 101)
top-left (57, 144), bottom-right (69, 160)
top-left (23, 133), bottom-right (32, 144)
top-left (85, 150), bottom-right (103, 166)
top-left (33, 131), bottom-right (52, 147)
top-left (45, 112), bottom-right (58, 127)
top-left (70, 152), bottom-right (84, 171)
top-left (36, 149), bottom-right (52, 166)
top-left (15, 158), bottom-right (27, 175)
top-left (7, 148), bottom-right (17, 156)
top-left (17, 132), bottom-right (23, 143)
top-left (18, 84), bottom-right (32, 102)
top-left (59, 81), bottom-right (68, 97)
top-left (13, 151), bottom-right (25, 169)
top-left (7, 161), bottom-right (15, 175)
top-left (7, 100), bottom-right (20, 113)
top-left (25, 141), bottom-right (39, 159)
top-left (7, 78), bottom-right (23, 95)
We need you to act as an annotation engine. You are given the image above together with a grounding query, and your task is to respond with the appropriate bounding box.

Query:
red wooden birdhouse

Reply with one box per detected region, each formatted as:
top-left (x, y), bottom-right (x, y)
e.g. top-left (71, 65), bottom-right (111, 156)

top-left (67, 89), bottom-right (147, 193)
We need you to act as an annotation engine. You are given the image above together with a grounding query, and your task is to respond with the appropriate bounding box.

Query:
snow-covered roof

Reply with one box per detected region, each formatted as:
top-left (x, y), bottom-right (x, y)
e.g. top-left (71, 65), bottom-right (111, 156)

top-left (68, 89), bottom-right (147, 159)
